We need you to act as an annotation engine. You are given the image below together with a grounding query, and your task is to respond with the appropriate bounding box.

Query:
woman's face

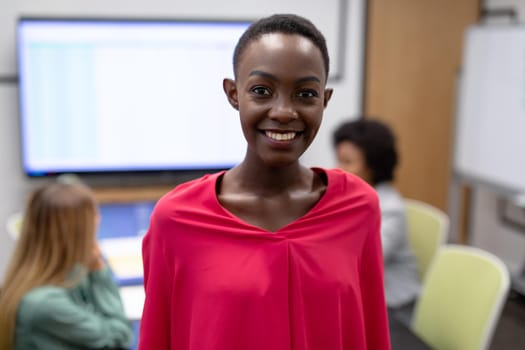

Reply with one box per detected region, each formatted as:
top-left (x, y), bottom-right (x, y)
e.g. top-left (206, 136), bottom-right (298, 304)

top-left (336, 140), bottom-right (373, 184)
top-left (224, 33), bottom-right (332, 167)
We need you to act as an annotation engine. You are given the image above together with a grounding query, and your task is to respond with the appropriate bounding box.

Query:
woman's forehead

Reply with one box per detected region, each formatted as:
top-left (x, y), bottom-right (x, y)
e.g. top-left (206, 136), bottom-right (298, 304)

top-left (237, 33), bottom-right (326, 80)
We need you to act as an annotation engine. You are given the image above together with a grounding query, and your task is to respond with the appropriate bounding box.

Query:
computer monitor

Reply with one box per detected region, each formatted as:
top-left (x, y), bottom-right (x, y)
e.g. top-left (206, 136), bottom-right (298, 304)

top-left (17, 17), bottom-right (250, 177)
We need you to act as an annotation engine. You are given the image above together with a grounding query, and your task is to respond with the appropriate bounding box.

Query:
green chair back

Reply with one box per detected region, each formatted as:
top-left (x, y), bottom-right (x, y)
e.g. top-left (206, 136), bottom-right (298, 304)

top-left (405, 199), bottom-right (449, 281)
top-left (412, 244), bottom-right (510, 350)
top-left (6, 212), bottom-right (23, 241)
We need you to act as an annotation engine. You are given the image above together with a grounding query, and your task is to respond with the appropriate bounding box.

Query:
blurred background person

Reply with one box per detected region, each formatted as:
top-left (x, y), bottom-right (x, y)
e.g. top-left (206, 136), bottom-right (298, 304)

top-left (332, 118), bottom-right (420, 318)
top-left (0, 180), bottom-right (133, 350)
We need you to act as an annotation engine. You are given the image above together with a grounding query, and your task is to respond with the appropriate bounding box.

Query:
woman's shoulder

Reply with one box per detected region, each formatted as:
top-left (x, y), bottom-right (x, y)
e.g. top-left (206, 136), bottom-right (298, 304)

top-left (158, 171), bottom-right (223, 204)
top-left (21, 285), bottom-right (65, 303)
top-left (315, 167), bottom-right (380, 214)
top-left (320, 167), bottom-right (378, 199)
top-left (18, 286), bottom-right (67, 321)
top-left (149, 171), bottom-right (224, 226)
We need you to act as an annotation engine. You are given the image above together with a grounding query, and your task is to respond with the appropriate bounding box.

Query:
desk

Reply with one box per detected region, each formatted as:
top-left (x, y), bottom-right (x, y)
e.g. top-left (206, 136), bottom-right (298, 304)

top-left (389, 313), bottom-right (431, 349)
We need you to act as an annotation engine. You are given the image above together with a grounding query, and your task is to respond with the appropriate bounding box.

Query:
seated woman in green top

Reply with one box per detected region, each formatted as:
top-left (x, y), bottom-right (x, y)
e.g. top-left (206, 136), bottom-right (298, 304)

top-left (0, 181), bottom-right (134, 350)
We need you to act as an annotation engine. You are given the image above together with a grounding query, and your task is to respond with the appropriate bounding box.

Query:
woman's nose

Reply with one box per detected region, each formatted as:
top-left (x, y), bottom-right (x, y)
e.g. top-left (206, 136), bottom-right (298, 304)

top-left (268, 97), bottom-right (298, 123)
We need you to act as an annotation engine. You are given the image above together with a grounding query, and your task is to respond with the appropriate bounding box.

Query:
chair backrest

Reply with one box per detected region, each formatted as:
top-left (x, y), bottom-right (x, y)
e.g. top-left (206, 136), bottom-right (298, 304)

top-left (6, 212), bottom-right (23, 241)
top-left (405, 199), bottom-right (449, 281)
top-left (411, 244), bottom-right (510, 350)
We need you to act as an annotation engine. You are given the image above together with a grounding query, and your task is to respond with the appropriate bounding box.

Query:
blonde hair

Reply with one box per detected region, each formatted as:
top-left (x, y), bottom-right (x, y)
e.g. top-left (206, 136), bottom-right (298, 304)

top-left (0, 181), bottom-right (97, 349)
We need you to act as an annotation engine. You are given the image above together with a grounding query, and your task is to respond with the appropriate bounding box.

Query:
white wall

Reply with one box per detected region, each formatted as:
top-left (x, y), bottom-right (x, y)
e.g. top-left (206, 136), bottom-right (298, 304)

top-left (0, 0), bottom-right (366, 278)
top-left (465, 0), bottom-right (525, 280)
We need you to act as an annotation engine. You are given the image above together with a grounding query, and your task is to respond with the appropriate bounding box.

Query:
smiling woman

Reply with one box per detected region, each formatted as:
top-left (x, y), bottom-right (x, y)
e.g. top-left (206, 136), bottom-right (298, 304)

top-left (223, 31), bottom-right (330, 173)
top-left (139, 14), bottom-right (390, 350)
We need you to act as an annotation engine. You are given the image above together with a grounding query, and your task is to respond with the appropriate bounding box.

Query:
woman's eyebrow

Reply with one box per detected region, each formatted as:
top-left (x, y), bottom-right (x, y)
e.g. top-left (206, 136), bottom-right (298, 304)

top-left (296, 76), bottom-right (321, 84)
top-left (248, 70), bottom-right (321, 83)
top-left (248, 70), bottom-right (277, 80)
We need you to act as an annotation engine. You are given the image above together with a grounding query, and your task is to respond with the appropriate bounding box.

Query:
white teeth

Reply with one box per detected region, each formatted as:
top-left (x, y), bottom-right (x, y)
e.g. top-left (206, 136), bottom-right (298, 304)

top-left (265, 131), bottom-right (296, 141)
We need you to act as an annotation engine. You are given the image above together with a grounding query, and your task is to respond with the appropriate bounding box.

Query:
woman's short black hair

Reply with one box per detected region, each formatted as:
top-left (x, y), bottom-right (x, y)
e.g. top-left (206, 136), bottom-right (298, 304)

top-left (332, 118), bottom-right (399, 185)
top-left (233, 14), bottom-right (330, 79)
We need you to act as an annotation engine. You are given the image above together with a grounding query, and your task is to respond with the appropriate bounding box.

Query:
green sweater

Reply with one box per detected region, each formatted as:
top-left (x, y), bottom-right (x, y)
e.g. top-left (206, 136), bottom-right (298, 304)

top-left (15, 268), bottom-right (134, 350)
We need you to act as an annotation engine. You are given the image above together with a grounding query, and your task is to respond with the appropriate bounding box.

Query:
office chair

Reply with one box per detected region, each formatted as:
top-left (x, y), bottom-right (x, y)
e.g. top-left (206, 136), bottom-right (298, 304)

top-left (405, 199), bottom-right (449, 281)
top-left (411, 244), bottom-right (510, 350)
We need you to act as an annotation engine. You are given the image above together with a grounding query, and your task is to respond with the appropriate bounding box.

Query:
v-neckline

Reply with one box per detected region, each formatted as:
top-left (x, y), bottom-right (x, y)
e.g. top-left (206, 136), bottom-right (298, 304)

top-left (211, 167), bottom-right (331, 234)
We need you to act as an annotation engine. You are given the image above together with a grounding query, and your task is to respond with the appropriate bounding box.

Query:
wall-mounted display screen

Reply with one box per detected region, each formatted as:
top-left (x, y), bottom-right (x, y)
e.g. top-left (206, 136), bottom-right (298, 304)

top-left (17, 17), bottom-right (250, 176)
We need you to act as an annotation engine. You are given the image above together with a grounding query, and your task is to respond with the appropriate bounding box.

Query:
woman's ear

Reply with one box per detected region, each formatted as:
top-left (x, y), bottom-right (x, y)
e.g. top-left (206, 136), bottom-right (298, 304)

top-left (323, 88), bottom-right (334, 108)
top-left (223, 78), bottom-right (239, 110)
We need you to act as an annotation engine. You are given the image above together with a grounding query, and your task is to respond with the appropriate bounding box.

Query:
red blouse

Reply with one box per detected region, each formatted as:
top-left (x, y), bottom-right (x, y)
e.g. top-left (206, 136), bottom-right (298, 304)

top-left (140, 168), bottom-right (390, 350)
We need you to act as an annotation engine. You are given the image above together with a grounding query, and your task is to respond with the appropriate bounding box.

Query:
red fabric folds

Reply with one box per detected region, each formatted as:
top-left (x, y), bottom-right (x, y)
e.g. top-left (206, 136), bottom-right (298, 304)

top-left (140, 168), bottom-right (390, 350)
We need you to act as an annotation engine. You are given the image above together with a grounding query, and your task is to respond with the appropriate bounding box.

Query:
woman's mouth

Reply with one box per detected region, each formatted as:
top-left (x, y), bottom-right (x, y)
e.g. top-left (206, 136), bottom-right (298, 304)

top-left (265, 131), bottom-right (297, 141)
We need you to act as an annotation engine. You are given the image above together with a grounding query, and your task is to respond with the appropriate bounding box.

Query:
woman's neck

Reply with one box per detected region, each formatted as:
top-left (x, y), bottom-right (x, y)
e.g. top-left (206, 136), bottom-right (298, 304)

top-left (223, 161), bottom-right (313, 197)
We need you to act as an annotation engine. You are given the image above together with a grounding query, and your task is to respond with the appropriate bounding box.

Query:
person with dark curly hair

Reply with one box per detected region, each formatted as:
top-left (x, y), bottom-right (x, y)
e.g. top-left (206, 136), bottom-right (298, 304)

top-left (139, 14), bottom-right (390, 350)
top-left (333, 118), bottom-right (421, 312)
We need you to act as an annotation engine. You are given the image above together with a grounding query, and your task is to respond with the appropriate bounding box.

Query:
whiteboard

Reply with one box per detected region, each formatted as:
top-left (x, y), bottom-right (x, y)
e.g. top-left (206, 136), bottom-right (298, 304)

top-left (454, 25), bottom-right (525, 194)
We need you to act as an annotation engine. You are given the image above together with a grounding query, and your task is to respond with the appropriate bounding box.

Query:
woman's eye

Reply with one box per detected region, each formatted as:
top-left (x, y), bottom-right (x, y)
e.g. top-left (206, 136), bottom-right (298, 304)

top-left (297, 90), bottom-right (318, 98)
top-left (251, 86), bottom-right (271, 96)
